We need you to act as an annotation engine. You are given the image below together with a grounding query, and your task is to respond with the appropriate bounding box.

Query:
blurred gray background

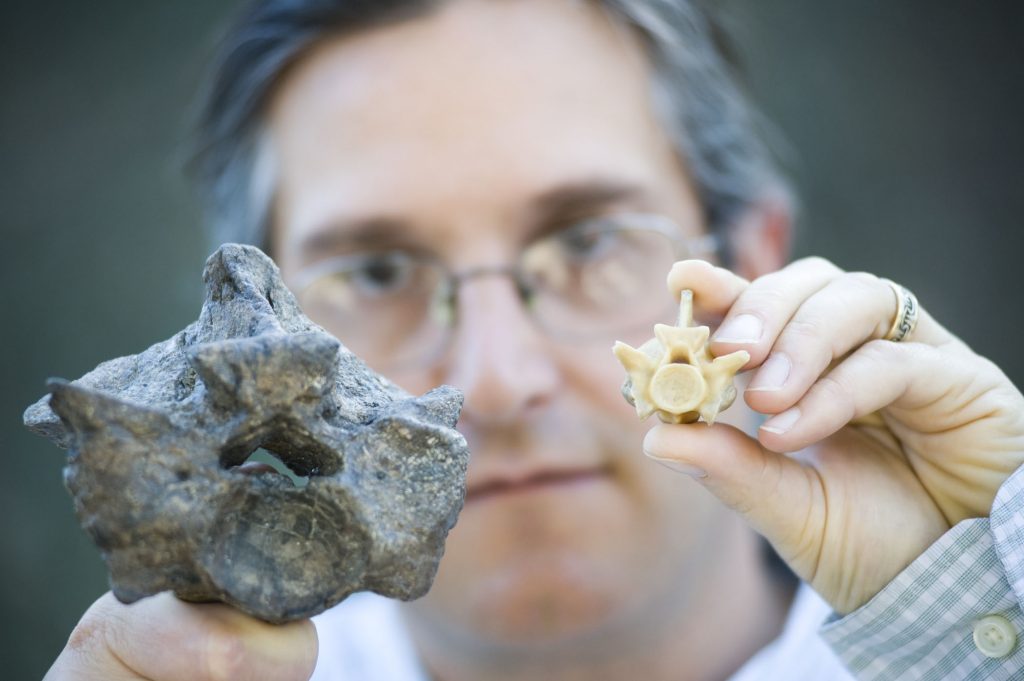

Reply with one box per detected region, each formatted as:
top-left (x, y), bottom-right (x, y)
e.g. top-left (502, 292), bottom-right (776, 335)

top-left (2, 0), bottom-right (1022, 677)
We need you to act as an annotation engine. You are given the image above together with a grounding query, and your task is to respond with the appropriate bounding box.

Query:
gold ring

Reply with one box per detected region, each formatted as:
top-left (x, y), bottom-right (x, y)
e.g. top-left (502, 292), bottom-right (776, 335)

top-left (882, 278), bottom-right (919, 342)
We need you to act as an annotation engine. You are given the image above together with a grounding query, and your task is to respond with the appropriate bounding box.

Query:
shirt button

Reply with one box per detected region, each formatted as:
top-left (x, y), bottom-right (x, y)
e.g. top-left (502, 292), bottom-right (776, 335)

top-left (973, 615), bottom-right (1017, 658)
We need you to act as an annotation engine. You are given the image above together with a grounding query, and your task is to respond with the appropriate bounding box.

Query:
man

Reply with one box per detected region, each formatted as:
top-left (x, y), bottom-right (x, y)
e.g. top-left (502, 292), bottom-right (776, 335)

top-left (46, 1), bottom-right (1024, 679)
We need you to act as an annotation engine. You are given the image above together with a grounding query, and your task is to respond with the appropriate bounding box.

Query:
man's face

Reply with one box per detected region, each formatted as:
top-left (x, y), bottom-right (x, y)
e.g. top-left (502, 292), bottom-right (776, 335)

top-left (269, 0), bottom-right (743, 648)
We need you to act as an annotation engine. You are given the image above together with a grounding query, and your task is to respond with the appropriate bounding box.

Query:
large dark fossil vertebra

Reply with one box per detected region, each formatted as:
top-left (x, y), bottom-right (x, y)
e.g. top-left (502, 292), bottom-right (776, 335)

top-left (24, 244), bottom-right (469, 623)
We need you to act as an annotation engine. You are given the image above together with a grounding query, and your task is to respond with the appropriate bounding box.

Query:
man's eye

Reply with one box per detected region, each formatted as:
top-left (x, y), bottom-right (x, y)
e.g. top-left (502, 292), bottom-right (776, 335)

top-left (557, 227), bottom-right (620, 262)
top-left (350, 254), bottom-right (412, 294)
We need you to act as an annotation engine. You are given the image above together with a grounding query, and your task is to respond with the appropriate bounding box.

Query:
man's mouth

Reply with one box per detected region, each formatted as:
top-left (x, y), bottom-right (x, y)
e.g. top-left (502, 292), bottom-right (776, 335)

top-left (465, 467), bottom-right (609, 504)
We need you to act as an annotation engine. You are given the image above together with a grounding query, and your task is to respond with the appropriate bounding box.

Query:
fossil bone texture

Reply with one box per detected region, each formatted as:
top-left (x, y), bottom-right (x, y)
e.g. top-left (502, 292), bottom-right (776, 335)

top-left (23, 244), bottom-right (469, 623)
top-left (613, 290), bottom-right (749, 425)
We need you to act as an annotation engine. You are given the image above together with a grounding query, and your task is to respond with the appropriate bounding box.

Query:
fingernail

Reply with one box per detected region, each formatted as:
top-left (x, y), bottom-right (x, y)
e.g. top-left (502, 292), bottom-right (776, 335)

top-left (644, 451), bottom-right (708, 478)
top-left (747, 353), bottom-right (791, 392)
top-left (713, 314), bottom-right (763, 344)
top-left (760, 407), bottom-right (801, 434)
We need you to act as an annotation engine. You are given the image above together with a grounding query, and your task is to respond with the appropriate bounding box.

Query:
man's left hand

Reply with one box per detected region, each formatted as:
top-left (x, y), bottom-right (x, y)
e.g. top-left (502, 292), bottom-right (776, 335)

top-left (645, 257), bottom-right (1024, 614)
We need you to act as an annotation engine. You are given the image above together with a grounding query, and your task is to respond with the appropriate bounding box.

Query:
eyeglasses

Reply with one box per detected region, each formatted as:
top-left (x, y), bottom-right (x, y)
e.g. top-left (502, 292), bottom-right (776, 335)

top-left (292, 213), bottom-right (717, 371)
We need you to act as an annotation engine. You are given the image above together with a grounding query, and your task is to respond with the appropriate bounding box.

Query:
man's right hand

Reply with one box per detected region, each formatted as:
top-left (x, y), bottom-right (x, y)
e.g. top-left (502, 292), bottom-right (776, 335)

top-left (45, 592), bottom-right (318, 680)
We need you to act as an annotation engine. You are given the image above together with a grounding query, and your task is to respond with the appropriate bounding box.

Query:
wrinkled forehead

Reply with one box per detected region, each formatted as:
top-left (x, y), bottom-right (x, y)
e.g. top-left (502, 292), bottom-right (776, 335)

top-left (265, 0), bottom-right (698, 264)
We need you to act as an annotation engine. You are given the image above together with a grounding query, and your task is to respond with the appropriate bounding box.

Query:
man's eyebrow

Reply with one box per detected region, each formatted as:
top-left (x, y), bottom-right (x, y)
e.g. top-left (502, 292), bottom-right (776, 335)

top-left (529, 178), bottom-right (648, 225)
top-left (297, 217), bottom-right (411, 260)
top-left (522, 178), bottom-right (650, 244)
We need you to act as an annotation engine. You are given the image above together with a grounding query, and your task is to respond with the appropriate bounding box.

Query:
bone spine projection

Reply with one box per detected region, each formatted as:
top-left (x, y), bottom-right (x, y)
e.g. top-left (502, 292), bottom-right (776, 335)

top-left (24, 244), bottom-right (469, 623)
top-left (613, 290), bottom-right (749, 425)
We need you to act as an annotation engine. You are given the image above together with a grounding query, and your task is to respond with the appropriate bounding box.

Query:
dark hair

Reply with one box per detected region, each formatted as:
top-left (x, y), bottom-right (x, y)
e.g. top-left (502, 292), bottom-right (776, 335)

top-left (189, 0), bottom-right (788, 256)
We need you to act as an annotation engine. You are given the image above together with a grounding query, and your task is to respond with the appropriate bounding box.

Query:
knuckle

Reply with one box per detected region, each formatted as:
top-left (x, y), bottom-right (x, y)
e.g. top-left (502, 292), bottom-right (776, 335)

top-left (61, 593), bottom-right (138, 675)
top-left (815, 375), bottom-right (857, 420)
top-left (844, 271), bottom-right (892, 314)
top-left (782, 317), bottom-right (824, 343)
top-left (738, 281), bottom-right (789, 313)
top-left (816, 373), bottom-right (849, 401)
top-left (855, 339), bottom-right (936, 377)
top-left (907, 342), bottom-right (947, 369)
top-left (860, 338), bottom-right (925, 365)
top-left (203, 629), bottom-right (248, 681)
top-left (857, 338), bottom-right (900, 363)
top-left (69, 592), bottom-right (130, 656)
top-left (66, 608), bottom-right (110, 656)
top-left (974, 353), bottom-right (1006, 380)
top-left (198, 620), bottom-right (315, 681)
top-left (792, 255), bottom-right (840, 276)
top-left (841, 271), bottom-right (886, 301)
top-left (777, 316), bottom-right (837, 370)
top-left (844, 270), bottom-right (881, 288)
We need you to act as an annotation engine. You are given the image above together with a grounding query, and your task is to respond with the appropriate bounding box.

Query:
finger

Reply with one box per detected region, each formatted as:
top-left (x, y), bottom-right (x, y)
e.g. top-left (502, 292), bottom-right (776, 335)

top-left (642, 423), bottom-right (821, 578)
top-left (759, 338), bottom-right (1024, 521)
top-left (61, 592), bottom-right (318, 681)
top-left (707, 256), bottom-right (843, 367)
top-left (745, 274), bottom-right (966, 415)
top-left (744, 272), bottom-right (898, 414)
top-left (759, 340), bottom-right (1024, 518)
top-left (665, 259), bottom-right (748, 324)
top-left (759, 341), bottom-right (955, 448)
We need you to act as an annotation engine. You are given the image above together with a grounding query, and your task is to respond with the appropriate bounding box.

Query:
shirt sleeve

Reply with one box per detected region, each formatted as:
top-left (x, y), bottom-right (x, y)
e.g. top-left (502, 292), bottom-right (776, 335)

top-left (819, 463), bottom-right (1024, 680)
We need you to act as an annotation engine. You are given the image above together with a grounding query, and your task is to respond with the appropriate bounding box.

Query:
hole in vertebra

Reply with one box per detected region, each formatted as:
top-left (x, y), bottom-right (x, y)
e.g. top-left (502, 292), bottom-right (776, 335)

top-left (233, 447), bottom-right (310, 488)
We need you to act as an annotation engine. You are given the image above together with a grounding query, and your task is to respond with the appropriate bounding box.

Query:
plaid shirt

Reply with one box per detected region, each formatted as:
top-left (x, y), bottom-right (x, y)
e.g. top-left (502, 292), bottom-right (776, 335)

top-left (822, 463), bottom-right (1024, 679)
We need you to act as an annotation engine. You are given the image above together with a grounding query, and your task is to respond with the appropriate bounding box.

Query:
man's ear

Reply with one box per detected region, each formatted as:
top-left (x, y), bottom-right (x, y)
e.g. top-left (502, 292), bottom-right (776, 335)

top-left (727, 189), bottom-right (793, 280)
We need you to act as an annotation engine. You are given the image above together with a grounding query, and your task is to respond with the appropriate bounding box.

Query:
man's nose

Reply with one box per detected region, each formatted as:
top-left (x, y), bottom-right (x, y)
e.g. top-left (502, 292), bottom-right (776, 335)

top-left (442, 274), bottom-right (560, 427)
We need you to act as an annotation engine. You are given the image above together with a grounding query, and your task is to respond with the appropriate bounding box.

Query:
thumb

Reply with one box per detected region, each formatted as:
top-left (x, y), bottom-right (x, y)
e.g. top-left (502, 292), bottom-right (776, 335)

top-left (643, 423), bottom-right (821, 571)
top-left (49, 592), bottom-right (319, 681)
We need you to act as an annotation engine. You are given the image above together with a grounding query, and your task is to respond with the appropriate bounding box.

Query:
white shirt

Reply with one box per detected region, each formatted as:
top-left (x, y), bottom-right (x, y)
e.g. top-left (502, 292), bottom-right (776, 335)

top-left (311, 583), bottom-right (855, 680)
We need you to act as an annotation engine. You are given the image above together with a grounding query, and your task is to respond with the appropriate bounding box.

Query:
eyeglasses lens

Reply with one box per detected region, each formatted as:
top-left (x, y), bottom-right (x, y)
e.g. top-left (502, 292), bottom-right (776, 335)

top-left (298, 252), bottom-right (448, 370)
top-left (521, 221), bottom-right (681, 340)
